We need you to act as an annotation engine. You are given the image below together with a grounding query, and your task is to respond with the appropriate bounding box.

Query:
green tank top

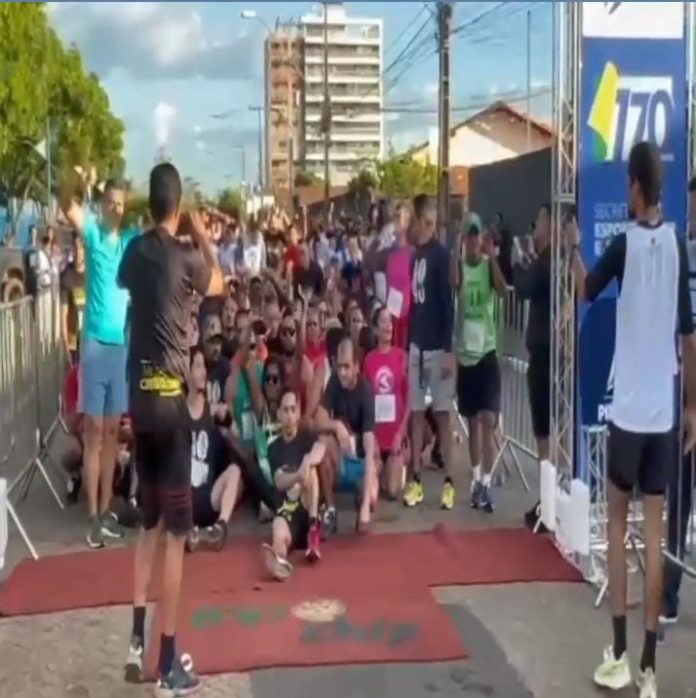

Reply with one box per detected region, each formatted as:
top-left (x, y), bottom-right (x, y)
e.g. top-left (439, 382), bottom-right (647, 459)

top-left (455, 257), bottom-right (498, 366)
top-left (234, 362), bottom-right (264, 447)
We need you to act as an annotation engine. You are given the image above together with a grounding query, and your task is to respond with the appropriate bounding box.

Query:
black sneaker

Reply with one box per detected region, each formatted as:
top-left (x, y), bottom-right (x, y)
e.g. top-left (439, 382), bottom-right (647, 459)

top-left (124, 636), bottom-right (144, 683)
top-left (205, 521), bottom-right (227, 552)
top-left (470, 481), bottom-right (483, 509)
top-left (321, 507), bottom-right (338, 538)
top-left (480, 485), bottom-right (494, 514)
top-left (659, 612), bottom-right (678, 626)
top-left (524, 502), bottom-right (548, 533)
top-left (154, 653), bottom-right (200, 698)
top-left (66, 475), bottom-right (82, 505)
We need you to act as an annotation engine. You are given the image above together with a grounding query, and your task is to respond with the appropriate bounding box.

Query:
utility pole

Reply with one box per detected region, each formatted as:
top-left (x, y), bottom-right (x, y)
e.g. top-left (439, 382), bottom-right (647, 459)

top-left (321, 1), bottom-right (331, 218)
top-left (526, 9), bottom-right (532, 152)
top-left (436, 1), bottom-right (452, 242)
top-left (248, 105), bottom-right (264, 190)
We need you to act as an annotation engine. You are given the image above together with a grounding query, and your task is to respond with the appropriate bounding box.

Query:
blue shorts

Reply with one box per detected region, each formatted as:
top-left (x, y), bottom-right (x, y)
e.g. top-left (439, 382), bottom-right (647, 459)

top-left (79, 338), bottom-right (128, 418)
top-left (337, 455), bottom-right (365, 493)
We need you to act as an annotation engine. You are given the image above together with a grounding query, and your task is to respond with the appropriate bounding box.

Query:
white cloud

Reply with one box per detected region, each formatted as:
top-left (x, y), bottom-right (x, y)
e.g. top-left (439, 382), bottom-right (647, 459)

top-left (49, 2), bottom-right (259, 81)
top-left (153, 102), bottom-right (177, 146)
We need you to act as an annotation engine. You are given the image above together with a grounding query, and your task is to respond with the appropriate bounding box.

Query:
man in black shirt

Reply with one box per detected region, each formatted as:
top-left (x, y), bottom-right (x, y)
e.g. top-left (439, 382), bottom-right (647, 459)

top-left (200, 313), bottom-right (230, 413)
top-left (263, 387), bottom-right (325, 581)
top-left (117, 163), bottom-right (224, 695)
top-left (404, 194), bottom-right (456, 512)
top-left (315, 337), bottom-right (377, 534)
top-left (512, 203), bottom-right (552, 531)
top-left (292, 240), bottom-right (324, 298)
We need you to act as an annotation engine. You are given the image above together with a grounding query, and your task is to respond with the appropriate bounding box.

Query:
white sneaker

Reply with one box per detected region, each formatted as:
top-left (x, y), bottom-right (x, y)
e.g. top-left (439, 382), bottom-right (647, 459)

top-left (636, 668), bottom-right (657, 698)
top-left (593, 646), bottom-right (632, 690)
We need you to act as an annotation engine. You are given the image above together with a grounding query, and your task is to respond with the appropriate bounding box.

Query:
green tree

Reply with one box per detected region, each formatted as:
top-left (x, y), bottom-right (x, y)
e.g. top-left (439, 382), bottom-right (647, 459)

top-left (0, 3), bottom-right (125, 235)
top-left (294, 170), bottom-right (322, 188)
top-left (374, 156), bottom-right (437, 199)
top-left (217, 187), bottom-right (244, 218)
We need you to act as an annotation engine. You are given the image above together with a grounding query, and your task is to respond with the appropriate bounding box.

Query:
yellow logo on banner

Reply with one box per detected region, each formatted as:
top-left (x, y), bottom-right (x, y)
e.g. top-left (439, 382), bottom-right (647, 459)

top-left (587, 62), bottom-right (674, 163)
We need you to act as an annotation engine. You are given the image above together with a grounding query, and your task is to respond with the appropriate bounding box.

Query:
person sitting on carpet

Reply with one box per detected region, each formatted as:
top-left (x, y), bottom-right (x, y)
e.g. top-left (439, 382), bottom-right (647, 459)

top-left (314, 336), bottom-right (377, 535)
top-left (262, 387), bottom-right (324, 581)
top-left (186, 346), bottom-right (244, 552)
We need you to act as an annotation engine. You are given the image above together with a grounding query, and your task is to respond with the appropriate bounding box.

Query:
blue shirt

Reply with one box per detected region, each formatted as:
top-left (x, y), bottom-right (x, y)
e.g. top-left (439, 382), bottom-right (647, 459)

top-left (83, 211), bottom-right (138, 345)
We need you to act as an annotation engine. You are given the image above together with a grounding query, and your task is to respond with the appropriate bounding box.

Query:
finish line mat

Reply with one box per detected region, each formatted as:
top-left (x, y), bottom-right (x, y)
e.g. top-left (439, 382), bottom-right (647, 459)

top-left (144, 584), bottom-right (468, 675)
top-left (0, 526), bottom-right (582, 618)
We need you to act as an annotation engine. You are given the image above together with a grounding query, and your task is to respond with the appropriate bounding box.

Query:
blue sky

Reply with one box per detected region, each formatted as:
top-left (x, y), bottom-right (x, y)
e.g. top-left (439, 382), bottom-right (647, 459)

top-left (48, 1), bottom-right (553, 194)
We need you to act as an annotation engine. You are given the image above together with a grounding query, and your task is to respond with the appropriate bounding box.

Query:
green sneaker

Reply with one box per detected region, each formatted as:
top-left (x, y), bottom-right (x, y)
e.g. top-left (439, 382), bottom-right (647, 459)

top-left (593, 646), bottom-right (632, 690)
top-left (86, 518), bottom-right (105, 549)
top-left (100, 512), bottom-right (125, 540)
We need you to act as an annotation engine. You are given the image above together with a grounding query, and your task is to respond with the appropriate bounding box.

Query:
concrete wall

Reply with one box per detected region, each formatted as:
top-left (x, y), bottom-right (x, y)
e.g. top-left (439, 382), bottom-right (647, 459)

top-left (467, 147), bottom-right (551, 236)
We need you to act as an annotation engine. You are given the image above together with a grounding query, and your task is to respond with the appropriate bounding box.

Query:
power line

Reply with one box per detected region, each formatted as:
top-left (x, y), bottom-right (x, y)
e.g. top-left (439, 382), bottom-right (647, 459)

top-left (384, 5), bottom-right (428, 59)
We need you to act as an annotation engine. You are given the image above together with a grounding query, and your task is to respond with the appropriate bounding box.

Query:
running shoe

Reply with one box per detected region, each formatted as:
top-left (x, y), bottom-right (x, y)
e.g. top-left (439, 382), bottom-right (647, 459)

top-left (636, 668), bottom-right (657, 698)
top-left (86, 518), bottom-right (105, 549)
top-left (470, 481), bottom-right (483, 509)
top-left (403, 480), bottom-right (424, 508)
top-left (479, 485), bottom-right (494, 514)
top-left (262, 543), bottom-right (293, 581)
top-left (124, 636), bottom-right (144, 684)
top-left (206, 522), bottom-right (227, 552)
top-left (524, 501), bottom-right (549, 533)
top-left (154, 653), bottom-right (200, 698)
top-left (306, 522), bottom-right (322, 562)
top-left (440, 481), bottom-right (455, 510)
top-left (100, 511), bottom-right (125, 540)
top-left (66, 475), bottom-right (82, 505)
top-left (593, 646), bottom-right (632, 690)
top-left (322, 506), bottom-right (338, 537)
top-left (659, 611), bottom-right (678, 626)
top-left (185, 528), bottom-right (200, 554)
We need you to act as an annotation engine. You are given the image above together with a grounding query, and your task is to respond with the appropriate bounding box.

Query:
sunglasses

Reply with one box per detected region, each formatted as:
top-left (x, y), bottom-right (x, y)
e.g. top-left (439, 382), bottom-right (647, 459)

top-left (265, 373), bottom-right (280, 385)
top-left (306, 320), bottom-right (319, 328)
top-left (281, 326), bottom-right (296, 337)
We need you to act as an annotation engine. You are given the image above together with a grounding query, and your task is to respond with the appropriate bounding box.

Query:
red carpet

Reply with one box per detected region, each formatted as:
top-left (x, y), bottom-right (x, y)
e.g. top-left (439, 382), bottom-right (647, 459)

top-left (144, 584), bottom-right (467, 675)
top-left (0, 526), bottom-right (581, 618)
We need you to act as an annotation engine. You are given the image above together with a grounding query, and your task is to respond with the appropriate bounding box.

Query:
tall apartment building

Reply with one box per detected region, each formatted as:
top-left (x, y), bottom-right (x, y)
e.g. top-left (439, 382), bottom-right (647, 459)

top-left (301, 3), bottom-right (384, 187)
top-left (265, 3), bottom-right (384, 195)
top-left (264, 23), bottom-right (304, 199)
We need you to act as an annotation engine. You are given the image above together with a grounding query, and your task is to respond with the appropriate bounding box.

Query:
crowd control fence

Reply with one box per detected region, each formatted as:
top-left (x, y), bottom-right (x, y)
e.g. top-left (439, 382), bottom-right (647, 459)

top-left (0, 281), bottom-right (66, 561)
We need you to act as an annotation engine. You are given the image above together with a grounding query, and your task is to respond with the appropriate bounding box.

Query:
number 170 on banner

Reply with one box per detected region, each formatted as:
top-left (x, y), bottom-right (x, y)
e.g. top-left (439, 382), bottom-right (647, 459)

top-left (588, 61), bottom-right (674, 163)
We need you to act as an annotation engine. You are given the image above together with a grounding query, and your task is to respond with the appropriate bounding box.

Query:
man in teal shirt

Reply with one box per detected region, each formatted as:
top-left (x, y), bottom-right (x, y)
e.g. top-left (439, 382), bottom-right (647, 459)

top-left (62, 177), bottom-right (139, 548)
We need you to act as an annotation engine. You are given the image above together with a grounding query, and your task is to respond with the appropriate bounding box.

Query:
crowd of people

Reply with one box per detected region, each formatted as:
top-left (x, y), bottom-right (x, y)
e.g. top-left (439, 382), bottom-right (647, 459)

top-left (48, 141), bottom-right (694, 698)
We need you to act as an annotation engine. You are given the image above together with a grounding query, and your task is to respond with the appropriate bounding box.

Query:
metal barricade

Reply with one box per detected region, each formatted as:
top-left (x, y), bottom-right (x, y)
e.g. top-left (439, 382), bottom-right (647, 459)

top-left (0, 282), bottom-right (65, 560)
top-left (491, 287), bottom-right (535, 490)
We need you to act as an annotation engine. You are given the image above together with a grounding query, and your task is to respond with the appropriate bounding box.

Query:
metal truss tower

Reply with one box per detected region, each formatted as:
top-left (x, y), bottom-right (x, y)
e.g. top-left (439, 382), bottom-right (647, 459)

top-left (550, 1), bottom-right (580, 478)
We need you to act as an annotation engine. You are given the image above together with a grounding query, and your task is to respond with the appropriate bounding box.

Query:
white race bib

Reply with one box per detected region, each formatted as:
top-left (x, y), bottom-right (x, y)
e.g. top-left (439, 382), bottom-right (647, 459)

top-left (374, 272), bottom-right (387, 303)
top-left (463, 320), bottom-right (485, 354)
top-left (375, 394), bottom-right (397, 424)
top-left (191, 458), bottom-right (209, 488)
top-left (386, 287), bottom-right (404, 318)
top-left (241, 411), bottom-right (254, 441)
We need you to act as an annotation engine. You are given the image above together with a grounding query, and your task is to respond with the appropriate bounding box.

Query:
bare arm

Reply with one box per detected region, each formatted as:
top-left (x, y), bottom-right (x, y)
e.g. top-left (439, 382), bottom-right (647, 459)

top-left (489, 256), bottom-right (508, 298)
top-left (190, 212), bottom-right (224, 297)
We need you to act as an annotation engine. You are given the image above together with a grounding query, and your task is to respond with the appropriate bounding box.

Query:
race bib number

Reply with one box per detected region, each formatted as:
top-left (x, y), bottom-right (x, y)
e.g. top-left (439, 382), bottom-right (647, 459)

top-left (463, 320), bottom-right (485, 354)
top-left (386, 287), bottom-right (403, 318)
top-left (241, 410), bottom-right (254, 441)
top-left (191, 458), bottom-right (208, 488)
top-left (375, 394), bottom-right (396, 424)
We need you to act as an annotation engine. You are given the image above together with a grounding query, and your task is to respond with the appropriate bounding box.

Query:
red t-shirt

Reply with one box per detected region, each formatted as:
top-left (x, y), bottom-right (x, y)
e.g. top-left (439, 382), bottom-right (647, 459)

top-left (363, 346), bottom-right (408, 453)
top-left (64, 364), bottom-right (80, 417)
top-left (305, 338), bottom-right (327, 367)
top-left (284, 244), bottom-right (300, 272)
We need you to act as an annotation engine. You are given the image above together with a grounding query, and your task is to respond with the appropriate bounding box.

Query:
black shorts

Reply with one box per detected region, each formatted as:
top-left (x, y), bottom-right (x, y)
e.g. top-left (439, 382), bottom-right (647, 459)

top-left (276, 498), bottom-right (309, 551)
top-left (527, 346), bottom-right (550, 439)
top-left (134, 399), bottom-right (192, 537)
top-left (456, 352), bottom-right (501, 418)
top-left (608, 423), bottom-right (675, 496)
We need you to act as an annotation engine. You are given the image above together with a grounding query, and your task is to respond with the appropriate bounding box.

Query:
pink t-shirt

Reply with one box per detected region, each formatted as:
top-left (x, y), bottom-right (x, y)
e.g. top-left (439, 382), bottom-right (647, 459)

top-left (385, 245), bottom-right (413, 319)
top-left (363, 346), bottom-right (408, 453)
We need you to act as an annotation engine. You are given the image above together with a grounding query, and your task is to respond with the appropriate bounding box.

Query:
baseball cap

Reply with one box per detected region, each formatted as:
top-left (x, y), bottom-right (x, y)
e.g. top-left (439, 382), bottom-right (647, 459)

top-left (466, 212), bottom-right (482, 235)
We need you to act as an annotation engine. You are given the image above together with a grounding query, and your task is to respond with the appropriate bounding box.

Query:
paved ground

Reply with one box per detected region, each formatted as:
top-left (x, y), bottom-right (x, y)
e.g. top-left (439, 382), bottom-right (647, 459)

top-left (1, 430), bottom-right (695, 697)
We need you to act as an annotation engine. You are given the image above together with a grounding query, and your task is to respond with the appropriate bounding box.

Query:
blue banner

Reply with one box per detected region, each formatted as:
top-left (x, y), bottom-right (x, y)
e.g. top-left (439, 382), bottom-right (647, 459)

top-left (577, 3), bottom-right (688, 444)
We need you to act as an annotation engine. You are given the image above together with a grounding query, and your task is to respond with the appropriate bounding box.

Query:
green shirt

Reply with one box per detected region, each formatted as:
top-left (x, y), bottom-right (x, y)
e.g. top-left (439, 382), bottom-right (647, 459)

top-left (455, 257), bottom-right (498, 366)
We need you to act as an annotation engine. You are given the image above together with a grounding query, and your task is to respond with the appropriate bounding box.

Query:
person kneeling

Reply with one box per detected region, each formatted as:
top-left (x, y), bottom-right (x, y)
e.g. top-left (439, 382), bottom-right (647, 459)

top-left (187, 347), bottom-right (243, 552)
top-left (263, 387), bottom-right (324, 581)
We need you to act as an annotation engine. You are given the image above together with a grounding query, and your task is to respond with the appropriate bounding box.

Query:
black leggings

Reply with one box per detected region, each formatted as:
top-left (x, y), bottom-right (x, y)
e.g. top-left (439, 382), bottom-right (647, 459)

top-left (237, 457), bottom-right (282, 512)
